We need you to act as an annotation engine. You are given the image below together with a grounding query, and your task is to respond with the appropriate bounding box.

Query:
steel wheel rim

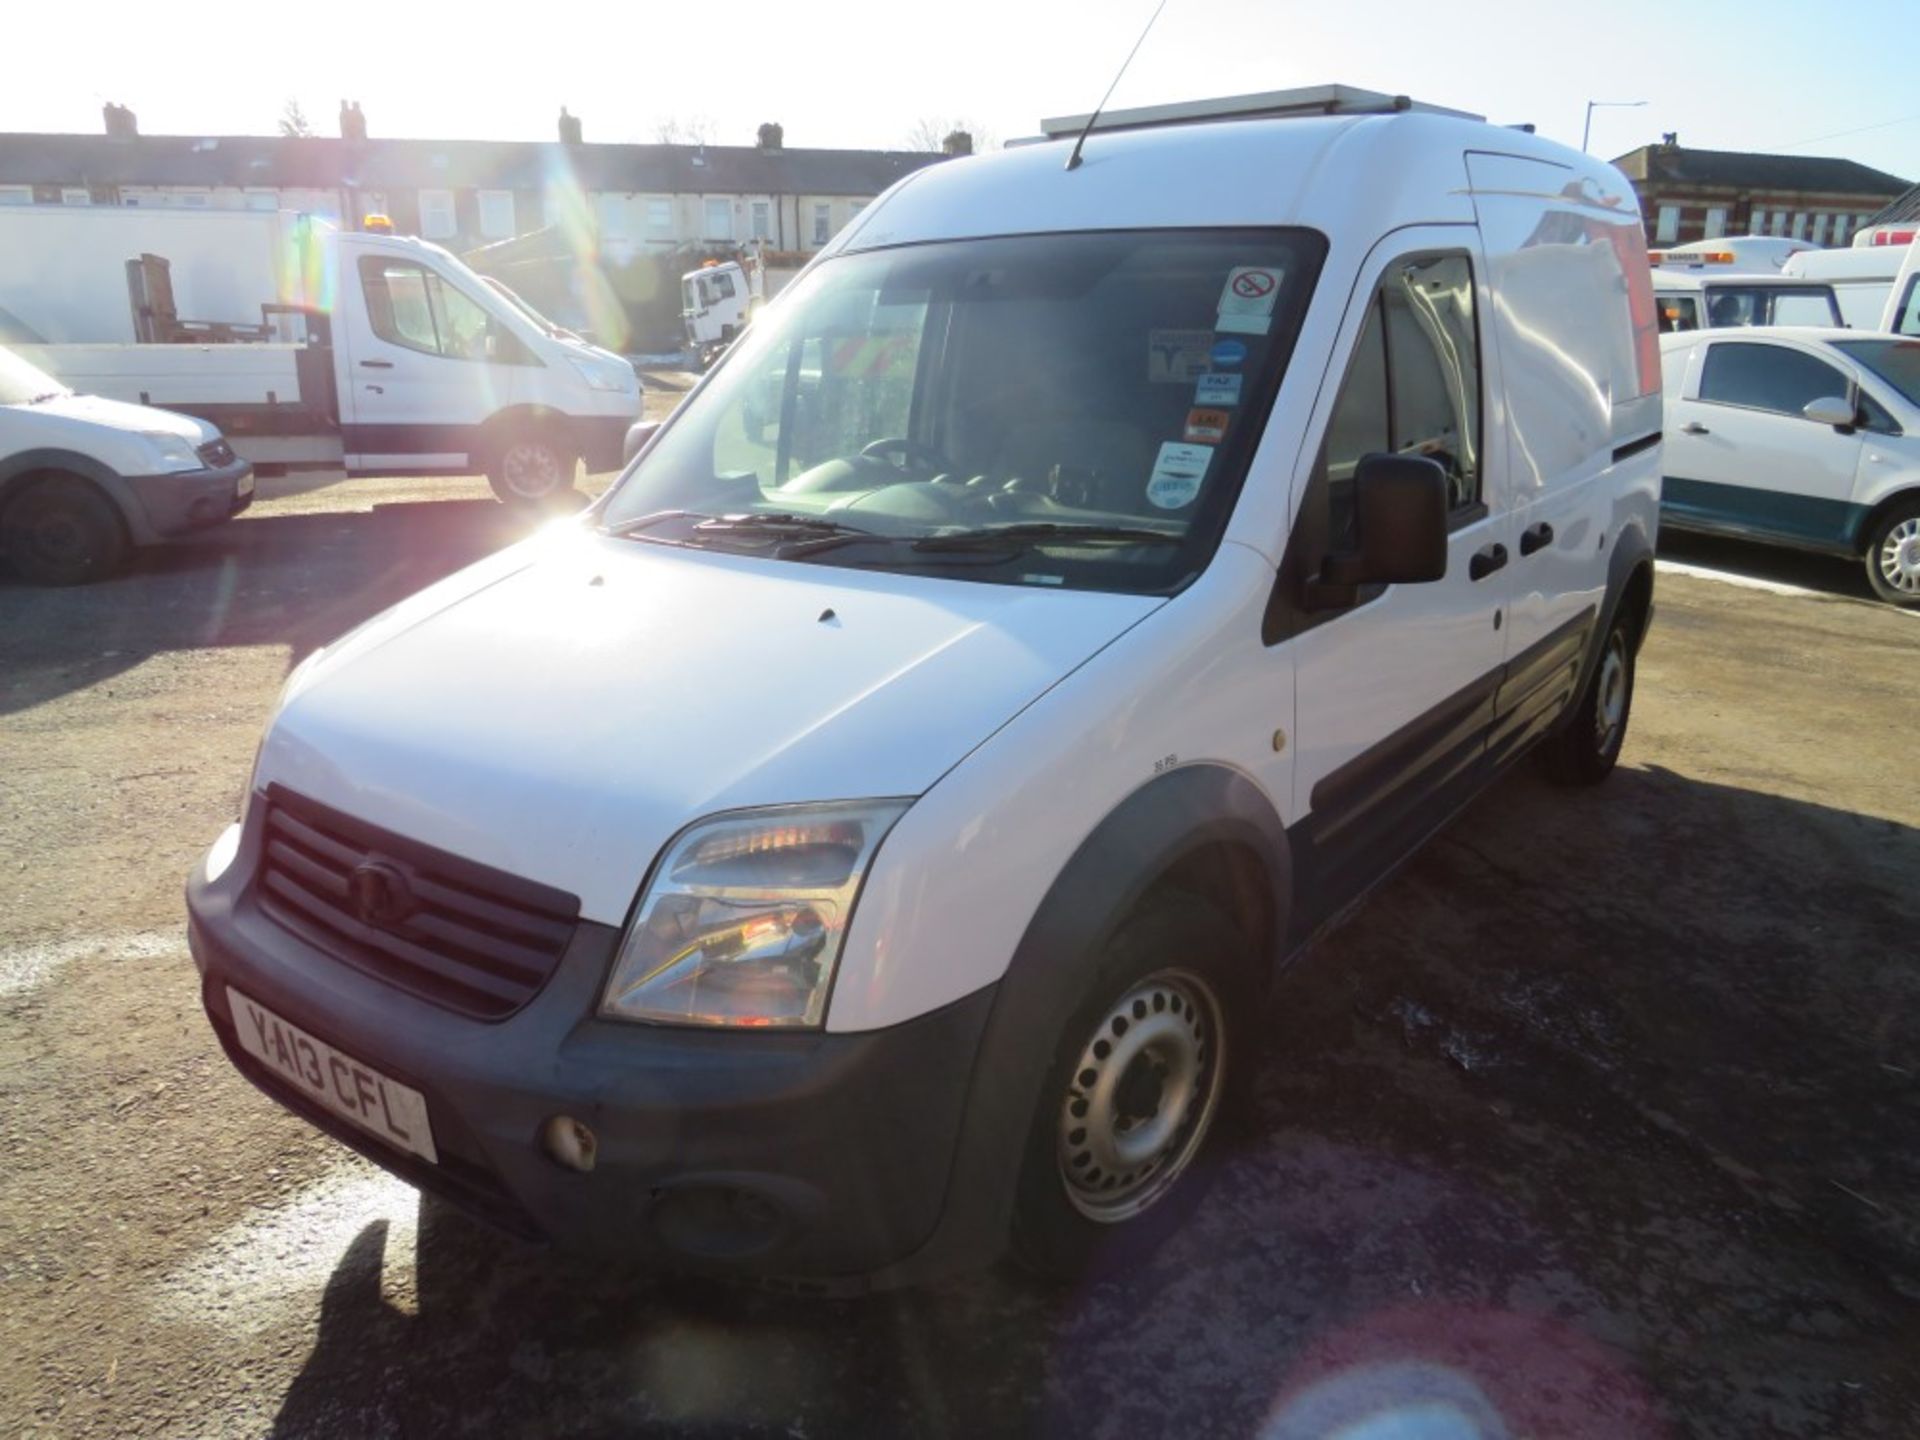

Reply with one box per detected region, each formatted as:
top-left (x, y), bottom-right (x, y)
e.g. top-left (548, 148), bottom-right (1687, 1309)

top-left (1056, 968), bottom-right (1225, 1223)
top-left (1595, 631), bottom-right (1628, 751)
top-left (1879, 518), bottom-right (1920, 594)
top-left (501, 442), bottom-right (562, 499)
top-left (28, 507), bottom-right (88, 564)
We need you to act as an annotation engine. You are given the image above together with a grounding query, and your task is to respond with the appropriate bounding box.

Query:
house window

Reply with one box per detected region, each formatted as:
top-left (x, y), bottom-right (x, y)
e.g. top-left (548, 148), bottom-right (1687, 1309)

top-left (1811, 212), bottom-right (1830, 245)
top-left (751, 200), bottom-right (770, 241)
top-left (704, 198), bottom-right (732, 241)
top-left (178, 192), bottom-right (210, 209)
top-left (1749, 209), bottom-right (1767, 235)
top-left (244, 190), bottom-right (275, 212)
top-left (813, 202), bottom-right (832, 245)
top-left (1770, 211), bottom-right (1788, 237)
top-left (597, 194), bottom-right (630, 240)
top-left (646, 197), bottom-right (674, 238)
top-left (1703, 207), bottom-right (1728, 240)
top-left (1790, 212), bottom-right (1809, 240)
top-left (0, 186), bottom-right (29, 206)
top-left (418, 188), bottom-right (457, 240)
top-left (1832, 214), bottom-right (1853, 245)
top-left (1655, 204), bottom-right (1680, 244)
top-left (478, 189), bottom-right (516, 239)
top-left (61, 187), bottom-right (91, 206)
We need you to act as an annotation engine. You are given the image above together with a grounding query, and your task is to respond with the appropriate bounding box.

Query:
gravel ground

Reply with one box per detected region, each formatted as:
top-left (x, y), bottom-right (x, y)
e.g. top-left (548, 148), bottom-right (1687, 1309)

top-left (1, 479), bottom-right (1917, 1438)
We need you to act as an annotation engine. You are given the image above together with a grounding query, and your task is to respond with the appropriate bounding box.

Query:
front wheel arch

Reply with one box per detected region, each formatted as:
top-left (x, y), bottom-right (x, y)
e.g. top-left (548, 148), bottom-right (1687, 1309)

top-left (897, 765), bottom-right (1292, 1277)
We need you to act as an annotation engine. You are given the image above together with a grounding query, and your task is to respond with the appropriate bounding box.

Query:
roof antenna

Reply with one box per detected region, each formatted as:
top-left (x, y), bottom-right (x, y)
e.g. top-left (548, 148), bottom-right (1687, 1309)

top-left (1065, 0), bottom-right (1172, 172)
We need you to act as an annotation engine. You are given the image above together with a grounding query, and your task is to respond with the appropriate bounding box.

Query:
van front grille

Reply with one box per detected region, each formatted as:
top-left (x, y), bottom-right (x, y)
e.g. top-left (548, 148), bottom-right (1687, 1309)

top-left (254, 788), bottom-right (579, 1020)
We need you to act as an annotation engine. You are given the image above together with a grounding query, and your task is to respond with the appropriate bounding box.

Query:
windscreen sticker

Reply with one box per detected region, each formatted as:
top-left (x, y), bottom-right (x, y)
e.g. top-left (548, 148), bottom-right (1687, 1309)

top-left (1184, 408), bottom-right (1231, 444)
top-left (1149, 329), bottom-right (1215, 383)
top-left (1147, 442), bottom-right (1211, 509)
top-left (1195, 372), bottom-right (1242, 407)
top-left (1217, 266), bottom-right (1282, 335)
top-left (1210, 338), bottom-right (1248, 368)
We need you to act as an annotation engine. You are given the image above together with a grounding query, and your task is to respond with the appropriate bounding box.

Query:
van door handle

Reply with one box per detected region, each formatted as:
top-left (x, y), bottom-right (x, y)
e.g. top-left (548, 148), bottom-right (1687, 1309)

top-left (359, 359), bottom-right (394, 370)
top-left (1681, 421), bottom-right (1709, 435)
top-left (1469, 543), bottom-right (1508, 581)
top-left (1519, 521), bottom-right (1554, 556)
top-left (364, 384), bottom-right (384, 394)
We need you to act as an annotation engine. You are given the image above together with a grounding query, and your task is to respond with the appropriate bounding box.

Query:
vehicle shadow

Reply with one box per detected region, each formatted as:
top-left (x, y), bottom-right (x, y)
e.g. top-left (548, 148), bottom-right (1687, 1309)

top-left (0, 498), bottom-right (561, 716)
top-left (262, 762), bottom-right (1920, 1439)
top-left (1657, 528), bottom-right (1879, 603)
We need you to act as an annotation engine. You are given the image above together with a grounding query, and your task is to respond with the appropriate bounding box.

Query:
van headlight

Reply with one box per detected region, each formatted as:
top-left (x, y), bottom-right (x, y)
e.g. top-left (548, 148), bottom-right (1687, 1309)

top-left (600, 800), bottom-right (910, 1029)
top-left (144, 433), bottom-right (206, 473)
top-left (565, 353), bottom-right (632, 392)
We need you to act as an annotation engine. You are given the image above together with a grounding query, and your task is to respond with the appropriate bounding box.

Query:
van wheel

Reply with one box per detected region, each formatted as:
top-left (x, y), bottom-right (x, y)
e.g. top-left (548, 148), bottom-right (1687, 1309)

top-left (1541, 611), bottom-right (1637, 785)
top-left (487, 433), bottom-right (577, 506)
top-left (1009, 893), bottom-right (1254, 1282)
top-left (0, 475), bottom-right (129, 585)
top-left (1864, 498), bottom-right (1920, 607)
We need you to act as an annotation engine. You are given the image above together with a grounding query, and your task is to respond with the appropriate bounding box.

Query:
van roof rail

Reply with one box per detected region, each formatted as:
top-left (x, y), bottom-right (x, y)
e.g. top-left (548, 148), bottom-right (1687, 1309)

top-left (1037, 84), bottom-right (1484, 141)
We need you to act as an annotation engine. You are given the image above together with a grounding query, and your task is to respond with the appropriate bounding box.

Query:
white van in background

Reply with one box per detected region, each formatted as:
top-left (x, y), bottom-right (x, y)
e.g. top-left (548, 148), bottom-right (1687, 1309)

top-left (1879, 239), bottom-right (1920, 335)
top-left (5, 210), bottom-right (641, 505)
top-left (189, 86), bottom-right (1662, 1288)
top-left (1781, 245), bottom-right (1907, 329)
top-left (1651, 235), bottom-right (1813, 273)
top-left (1652, 271), bottom-right (1842, 332)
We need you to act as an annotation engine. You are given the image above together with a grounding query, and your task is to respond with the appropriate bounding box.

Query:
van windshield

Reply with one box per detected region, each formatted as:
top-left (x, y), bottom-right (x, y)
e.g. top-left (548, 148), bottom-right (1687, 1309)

top-left (0, 346), bottom-right (67, 406)
top-left (601, 229), bottom-right (1325, 594)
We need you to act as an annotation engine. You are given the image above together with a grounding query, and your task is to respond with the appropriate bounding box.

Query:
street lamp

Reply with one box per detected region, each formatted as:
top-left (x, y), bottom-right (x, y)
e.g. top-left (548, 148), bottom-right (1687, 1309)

top-left (1582, 99), bottom-right (1648, 153)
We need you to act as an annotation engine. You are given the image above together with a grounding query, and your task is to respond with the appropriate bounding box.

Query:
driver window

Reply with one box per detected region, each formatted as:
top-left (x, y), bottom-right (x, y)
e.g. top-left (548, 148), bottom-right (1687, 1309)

top-left (428, 274), bottom-right (493, 360)
top-left (1313, 250), bottom-right (1482, 552)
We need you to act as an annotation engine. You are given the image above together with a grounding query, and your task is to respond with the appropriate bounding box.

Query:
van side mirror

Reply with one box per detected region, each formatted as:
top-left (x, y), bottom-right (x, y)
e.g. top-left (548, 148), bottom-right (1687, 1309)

top-left (1802, 395), bottom-right (1855, 430)
top-left (1306, 453), bottom-right (1450, 610)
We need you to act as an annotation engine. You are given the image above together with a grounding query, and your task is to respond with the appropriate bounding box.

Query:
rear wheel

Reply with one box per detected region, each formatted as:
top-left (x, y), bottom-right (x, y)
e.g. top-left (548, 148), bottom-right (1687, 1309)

top-left (1009, 893), bottom-right (1254, 1281)
top-left (1864, 498), bottom-right (1920, 608)
top-left (486, 432), bottom-right (577, 507)
top-left (0, 475), bottom-right (129, 585)
top-left (1541, 608), bottom-right (1637, 786)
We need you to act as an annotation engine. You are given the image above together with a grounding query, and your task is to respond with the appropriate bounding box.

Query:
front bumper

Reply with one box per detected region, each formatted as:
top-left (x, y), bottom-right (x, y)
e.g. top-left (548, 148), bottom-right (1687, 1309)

top-left (569, 414), bottom-right (634, 473)
top-left (131, 456), bottom-right (255, 538)
top-left (185, 802), bottom-right (995, 1285)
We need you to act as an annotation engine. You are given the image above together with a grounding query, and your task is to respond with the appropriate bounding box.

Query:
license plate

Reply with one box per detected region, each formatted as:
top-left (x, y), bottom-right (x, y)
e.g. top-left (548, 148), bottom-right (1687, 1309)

top-left (236, 471), bottom-right (255, 498)
top-left (227, 987), bottom-right (437, 1162)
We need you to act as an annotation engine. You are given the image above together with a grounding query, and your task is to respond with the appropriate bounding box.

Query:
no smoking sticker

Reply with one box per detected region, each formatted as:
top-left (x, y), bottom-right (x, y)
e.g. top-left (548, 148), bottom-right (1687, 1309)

top-left (1217, 265), bottom-right (1282, 335)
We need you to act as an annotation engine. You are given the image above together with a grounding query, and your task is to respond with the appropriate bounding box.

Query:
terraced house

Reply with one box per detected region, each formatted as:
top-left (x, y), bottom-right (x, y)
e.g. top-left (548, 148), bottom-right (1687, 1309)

top-left (0, 106), bottom-right (956, 257)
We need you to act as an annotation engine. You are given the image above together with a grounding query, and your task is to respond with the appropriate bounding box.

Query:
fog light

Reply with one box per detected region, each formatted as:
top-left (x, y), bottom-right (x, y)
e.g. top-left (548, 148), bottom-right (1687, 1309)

top-left (541, 1115), bottom-right (597, 1173)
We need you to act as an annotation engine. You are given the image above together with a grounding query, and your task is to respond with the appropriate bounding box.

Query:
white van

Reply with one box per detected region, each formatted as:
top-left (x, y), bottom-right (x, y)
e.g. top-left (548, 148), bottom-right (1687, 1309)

top-left (7, 214), bottom-right (641, 505)
top-left (1880, 239), bottom-right (1920, 335)
top-left (187, 86), bottom-right (1662, 1287)
top-left (1780, 245), bottom-right (1906, 329)
top-left (682, 260), bottom-right (754, 369)
top-left (1652, 271), bottom-right (1843, 332)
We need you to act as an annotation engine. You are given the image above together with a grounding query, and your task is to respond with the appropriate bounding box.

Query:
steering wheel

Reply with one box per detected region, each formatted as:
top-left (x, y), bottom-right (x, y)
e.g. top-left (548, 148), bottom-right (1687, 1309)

top-left (859, 436), bottom-right (950, 472)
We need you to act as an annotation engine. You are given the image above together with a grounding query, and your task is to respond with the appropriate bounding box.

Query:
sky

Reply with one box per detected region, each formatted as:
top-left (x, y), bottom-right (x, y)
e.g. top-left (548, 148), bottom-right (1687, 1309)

top-left (1, 0), bottom-right (1914, 179)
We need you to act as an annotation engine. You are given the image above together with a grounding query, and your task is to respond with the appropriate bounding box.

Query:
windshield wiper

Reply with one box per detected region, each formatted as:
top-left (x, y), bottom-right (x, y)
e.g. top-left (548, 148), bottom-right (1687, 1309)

top-left (28, 391), bottom-right (63, 405)
top-left (909, 522), bottom-right (1184, 553)
top-left (605, 509), bottom-right (714, 538)
top-left (685, 513), bottom-right (885, 549)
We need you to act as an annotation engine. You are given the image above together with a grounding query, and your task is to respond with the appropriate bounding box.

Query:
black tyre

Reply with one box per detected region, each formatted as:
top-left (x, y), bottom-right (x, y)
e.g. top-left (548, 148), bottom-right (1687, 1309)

top-left (1863, 497), bottom-right (1920, 608)
top-left (0, 475), bottom-right (129, 585)
top-left (486, 432), bottom-right (577, 506)
top-left (1008, 892), bottom-right (1256, 1282)
top-left (1541, 608), bottom-right (1638, 786)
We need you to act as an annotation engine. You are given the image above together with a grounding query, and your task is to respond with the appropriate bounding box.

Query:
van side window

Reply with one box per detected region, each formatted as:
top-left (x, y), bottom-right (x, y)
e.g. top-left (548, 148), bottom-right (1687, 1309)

top-left (1698, 343), bottom-right (1850, 418)
top-left (1317, 251), bottom-right (1482, 548)
top-left (1895, 277), bottom-right (1920, 337)
top-left (1658, 295), bottom-right (1700, 333)
top-left (359, 257), bottom-right (504, 363)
